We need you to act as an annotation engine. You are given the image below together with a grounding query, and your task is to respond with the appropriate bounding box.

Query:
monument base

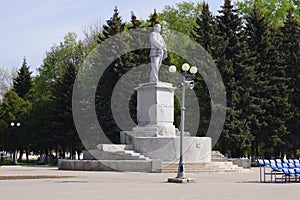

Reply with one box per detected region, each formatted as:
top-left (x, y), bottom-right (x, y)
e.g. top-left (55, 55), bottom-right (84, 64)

top-left (120, 125), bottom-right (178, 144)
top-left (132, 137), bottom-right (211, 162)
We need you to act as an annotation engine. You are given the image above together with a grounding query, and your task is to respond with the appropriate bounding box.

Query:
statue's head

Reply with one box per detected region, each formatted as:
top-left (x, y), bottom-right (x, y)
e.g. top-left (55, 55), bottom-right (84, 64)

top-left (153, 24), bottom-right (161, 33)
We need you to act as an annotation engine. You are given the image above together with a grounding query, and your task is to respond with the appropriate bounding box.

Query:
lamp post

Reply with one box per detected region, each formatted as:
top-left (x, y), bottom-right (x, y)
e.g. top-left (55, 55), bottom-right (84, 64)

top-left (10, 122), bottom-right (21, 165)
top-left (168, 63), bottom-right (197, 183)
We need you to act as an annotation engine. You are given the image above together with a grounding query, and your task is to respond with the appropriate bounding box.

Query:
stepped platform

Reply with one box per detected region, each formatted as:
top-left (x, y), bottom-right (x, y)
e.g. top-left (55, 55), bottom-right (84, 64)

top-left (58, 145), bottom-right (248, 173)
top-left (58, 160), bottom-right (248, 173)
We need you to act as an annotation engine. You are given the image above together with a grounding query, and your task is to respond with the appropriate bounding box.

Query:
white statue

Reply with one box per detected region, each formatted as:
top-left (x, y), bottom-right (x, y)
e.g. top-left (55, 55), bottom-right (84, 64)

top-left (149, 24), bottom-right (168, 82)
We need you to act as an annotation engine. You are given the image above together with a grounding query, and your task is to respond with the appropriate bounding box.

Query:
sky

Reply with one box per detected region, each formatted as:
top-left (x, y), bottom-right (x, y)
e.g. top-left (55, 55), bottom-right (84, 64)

top-left (0, 0), bottom-right (236, 74)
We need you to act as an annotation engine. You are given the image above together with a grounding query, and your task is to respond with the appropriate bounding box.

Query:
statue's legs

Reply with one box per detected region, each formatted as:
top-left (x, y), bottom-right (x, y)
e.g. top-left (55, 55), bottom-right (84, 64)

top-left (150, 56), bottom-right (162, 82)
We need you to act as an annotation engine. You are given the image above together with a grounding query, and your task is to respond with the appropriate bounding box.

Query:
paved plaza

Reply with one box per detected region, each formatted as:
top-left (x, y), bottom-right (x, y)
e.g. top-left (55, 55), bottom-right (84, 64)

top-left (0, 166), bottom-right (299, 200)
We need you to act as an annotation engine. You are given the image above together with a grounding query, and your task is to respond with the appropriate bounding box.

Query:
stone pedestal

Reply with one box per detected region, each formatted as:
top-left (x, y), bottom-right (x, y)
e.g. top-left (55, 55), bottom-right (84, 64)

top-left (135, 82), bottom-right (176, 137)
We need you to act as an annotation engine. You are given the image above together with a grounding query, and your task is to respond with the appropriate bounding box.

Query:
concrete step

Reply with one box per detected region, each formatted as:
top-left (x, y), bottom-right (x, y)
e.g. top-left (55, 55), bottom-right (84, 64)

top-left (115, 150), bottom-right (151, 161)
top-left (97, 144), bottom-right (133, 152)
top-left (211, 151), bottom-right (229, 162)
top-left (83, 149), bottom-right (151, 161)
top-left (211, 150), bottom-right (225, 156)
top-left (162, 162), bottom-right (248, 173)
top-left (94, 144), bottom-right (152, 161)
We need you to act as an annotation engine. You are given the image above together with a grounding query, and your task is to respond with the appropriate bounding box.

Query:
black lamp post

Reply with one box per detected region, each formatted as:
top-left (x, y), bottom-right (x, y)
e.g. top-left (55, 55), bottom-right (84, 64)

top-left (10, 122), bottom-right (21, 165)
top-left (168, 63), bottom-right (197, 183)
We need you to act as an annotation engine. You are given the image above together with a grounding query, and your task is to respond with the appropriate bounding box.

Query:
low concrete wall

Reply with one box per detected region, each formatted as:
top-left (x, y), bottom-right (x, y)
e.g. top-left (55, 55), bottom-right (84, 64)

top-left (231, 158), bottom-right (251, 169)
top-left (58, 159), bottom-right (162, 173)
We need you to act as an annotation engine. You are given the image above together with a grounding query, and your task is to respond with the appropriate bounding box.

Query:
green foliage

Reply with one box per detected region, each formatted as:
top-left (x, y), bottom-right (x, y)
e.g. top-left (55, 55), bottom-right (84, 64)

top-left (213, 0), bottom-right (252, 157)
top-left (237, 0), bottom-right (300, 29)
top-left (159, 1), bottom-right (203, 34)
top-left (159, 1), bottom-right (203, 68)
top-left (280, 10), bottom-right (300, 156)
top-left (27, 32), bottom-right (86, 158)
top-left (242, 5), bottom-right (293, 158)
top-left (13, 58), bottom-right (32, 100)
top-left (191, 2), bottom-right (217, 56)
top-left (0, 90), bottom-right (31, 151)
top-left (50, 62), bottom-right (83, 158)
top-left (32, 32), bottom-right (85, 98)
top-left (25, 95), bottom-right (52, 152)
top-left (97, 7), bottom-right (126, 43)
top-left (95, 7), bottom-right (127, 143)
top-left (190, 2), bottom-right (217, 136)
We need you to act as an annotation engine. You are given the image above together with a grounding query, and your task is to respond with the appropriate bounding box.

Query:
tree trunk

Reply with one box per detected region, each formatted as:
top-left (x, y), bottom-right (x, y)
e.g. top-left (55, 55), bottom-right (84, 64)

top-left (251, 141), bottom-right (256, 162)
top-left (71, 146), bottom-right (76, 160)
top-left (45, 149), bottom-right (49, 163)
top-left (77, 150), bottom-right (82, 160)
top-left (26, 148), bottom-right (29, 162)
top-left (63, 149), bottom-right (66, 159)
top-left (18, 149), bottom-right (23, 161)
top-left (12, 150), bottom-right (17, 165)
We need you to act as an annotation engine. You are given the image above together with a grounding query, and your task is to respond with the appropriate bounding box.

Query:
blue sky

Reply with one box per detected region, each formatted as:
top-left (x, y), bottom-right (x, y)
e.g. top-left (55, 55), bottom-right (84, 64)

top-left (0, 0), bottom-right (234, 73)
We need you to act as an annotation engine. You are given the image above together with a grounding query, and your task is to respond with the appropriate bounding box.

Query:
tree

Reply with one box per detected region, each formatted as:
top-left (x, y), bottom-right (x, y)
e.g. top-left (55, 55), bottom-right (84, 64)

top-left (26, 32), bottom-right (86, 159)
top-left (191, 2), bottom-right (217, 56)
top-left (25, 95), bottom-right (53, 157)
top-left (13, 58), bottom-right (32, 100)
top-left (0, 67), bottom-right (13, 102)
top-left (2, 60), bottom-right (33, 161)
top-left (95, 7), bottom-right (127, 143)
top-left (83, 20), bottom-right (102, 49)
top-left (264, 36), bottom-right (291, 157)
top-left (159, 1), bottom-right (203, 35)
top-left (32, 32), bottom-right (85, 98)
top-left (159, 1), bottom-right (203, 68)
top-left (190, 2), bottom-right (218, 136)
top-left (280, 9), bottom-right (300, 156)
top-left (244, 5), bottom-right (292, 158)
top-left (243, 5), bottom-right (271, 158)
top-left (214, 0), bottom-right (248, 157)
top-left (237, 0), bottom-right (300, 29)
top-left (0, 90), bottom-right (31, 159)
top-left (129, 11), bottom-right (143, 29)
top-left (50, 62), bottom-right (82, 160)
top-left (97, 7), bottom-right (126, 43)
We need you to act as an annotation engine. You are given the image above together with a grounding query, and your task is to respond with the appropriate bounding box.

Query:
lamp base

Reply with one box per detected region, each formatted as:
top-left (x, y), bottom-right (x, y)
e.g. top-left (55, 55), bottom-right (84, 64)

top-left (167, 177), bottom-right (195, 183)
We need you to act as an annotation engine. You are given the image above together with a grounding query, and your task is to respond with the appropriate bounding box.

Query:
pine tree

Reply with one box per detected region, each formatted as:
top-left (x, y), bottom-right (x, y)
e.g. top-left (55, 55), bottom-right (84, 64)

top-left (245, 5), bottom-right (292, 157)
top-left (95, 7), bottom-right (127, 143)
top-left (191, 2), bottom-right (217, 56)
top-left (190, 2), bottom-right (217, 136)
top-left (97, 7), bottom-right (125, 43)
top-left (214, 0), bottom-right (246, 157)
top-left (13, 58), bottom-right (32, 99)
top-left (149, 9), bottom-right (159, 27)
top-left (265, 35), bottom-right (291, 157)
top-left (280, 9), bottom-right (300, 156)
top-left (244, 5), bottom-right (271, 158)
top-left (130, 12), bottom-right (143, 29)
